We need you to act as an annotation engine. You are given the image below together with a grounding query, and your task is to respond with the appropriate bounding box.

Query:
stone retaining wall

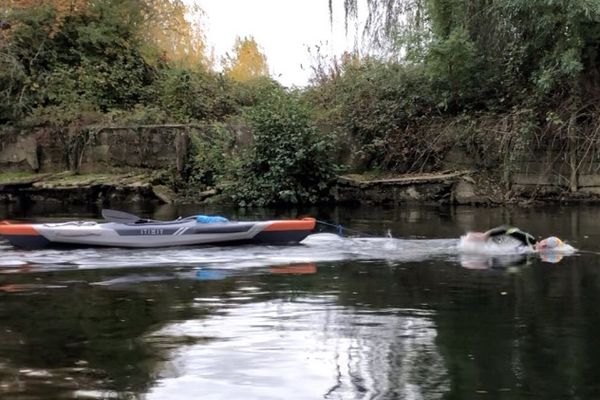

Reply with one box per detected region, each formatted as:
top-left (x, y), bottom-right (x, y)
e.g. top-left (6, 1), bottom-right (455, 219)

top-left (442, 143), bottom-right (600, 199)
top-left (510, 144), bottom-right (600, 196)
top-left (3, 125), bottom-right (600, 205)
top-left (0, 125), bottom-right (195, 174)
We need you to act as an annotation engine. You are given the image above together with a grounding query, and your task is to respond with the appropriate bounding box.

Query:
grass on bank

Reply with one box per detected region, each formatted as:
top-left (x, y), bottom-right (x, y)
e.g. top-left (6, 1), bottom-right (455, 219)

top-left (0, 171), bottom-right (152, 187)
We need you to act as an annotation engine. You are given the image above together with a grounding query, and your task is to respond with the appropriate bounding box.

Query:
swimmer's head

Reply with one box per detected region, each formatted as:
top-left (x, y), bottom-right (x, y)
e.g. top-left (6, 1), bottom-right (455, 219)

top-left (536, 236), bottom-right (563, 250)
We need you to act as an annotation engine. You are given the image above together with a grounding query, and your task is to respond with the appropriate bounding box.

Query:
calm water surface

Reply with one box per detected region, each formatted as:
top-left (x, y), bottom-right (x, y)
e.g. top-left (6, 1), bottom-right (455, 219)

top-left (0, 203), bottom-right (599, 399)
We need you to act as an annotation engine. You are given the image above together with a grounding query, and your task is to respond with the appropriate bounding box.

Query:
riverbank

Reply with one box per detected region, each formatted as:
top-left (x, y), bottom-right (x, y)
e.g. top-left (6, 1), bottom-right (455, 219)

top-left (0, 172), bottom-right (166, 206)
top-left (3, 122), bottom-right (600, 208)
top-left (4, 169), bottom-right (600, 208)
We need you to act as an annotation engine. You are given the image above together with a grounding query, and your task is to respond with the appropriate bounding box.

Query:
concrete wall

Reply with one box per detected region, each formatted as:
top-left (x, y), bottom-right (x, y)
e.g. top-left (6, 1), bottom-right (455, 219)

top-left (440, 141), bottom-right (600, 197)
top-left (0, 125), bottom-right (194, 174)
top-left (0, 131), bottom-right (39, 171)
top-left (3, 125), bottom-right (600, 202)
top-left (510, 144), bottom-right (600, 195)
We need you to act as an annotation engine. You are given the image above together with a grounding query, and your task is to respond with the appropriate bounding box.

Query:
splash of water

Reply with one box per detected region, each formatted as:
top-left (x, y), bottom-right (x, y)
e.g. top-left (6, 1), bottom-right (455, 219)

top-left (0, 232), bottom-right (577, 272)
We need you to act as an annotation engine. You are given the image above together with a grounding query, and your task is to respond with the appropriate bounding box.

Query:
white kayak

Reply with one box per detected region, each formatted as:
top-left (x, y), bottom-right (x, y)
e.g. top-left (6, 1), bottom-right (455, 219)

top-left (0, 209), bottom-right (316, 249)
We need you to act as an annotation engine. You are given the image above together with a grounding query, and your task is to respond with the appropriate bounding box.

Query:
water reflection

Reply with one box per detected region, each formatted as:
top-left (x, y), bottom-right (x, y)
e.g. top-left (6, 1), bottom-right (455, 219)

top-left (1, 205), bottom-right (600, 399)
top-left (88, 264), bottom-right (318, 288)
top-left (269, 263), bottom-right (317, 275)
top-left (0, 254), bottom-right (599, 398)
top-left (459, 253), bottom-right (530, 270)
top-left (146, 299), bottom-right (448, 400)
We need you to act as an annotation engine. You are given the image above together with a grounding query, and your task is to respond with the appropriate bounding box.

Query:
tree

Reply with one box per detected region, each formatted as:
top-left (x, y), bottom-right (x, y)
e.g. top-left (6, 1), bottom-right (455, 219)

top-left (140, 0), bottom-right (208, 69)
top-left (4, 0), bottom-right (210, 69)
top-left (329, 0), bottom-right (600, 109)
top-left (3, 0), bottom-right (87, 16)
top-left (223, 36), bottom-right (269, 82)
top-left (328, 0), bottom-right (427, 57)
top-left (2, 0), bottom-right (88, 34)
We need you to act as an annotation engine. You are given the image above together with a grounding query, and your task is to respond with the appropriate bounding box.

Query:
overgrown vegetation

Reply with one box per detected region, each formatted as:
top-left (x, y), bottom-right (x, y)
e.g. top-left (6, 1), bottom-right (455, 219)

top-left (314, 0), bottom-right (600, 190)
top-left (0, 1), bottom-right (335, 205)
top-left (2, 0), bottom-right (600, 204)
top-left (231, 89), bottom-right (336, 206)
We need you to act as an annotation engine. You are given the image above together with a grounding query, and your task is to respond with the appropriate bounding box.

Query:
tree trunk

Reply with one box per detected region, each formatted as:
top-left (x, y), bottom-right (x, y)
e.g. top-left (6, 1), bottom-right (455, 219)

top-left (568, 115), bottom-right (578, 192)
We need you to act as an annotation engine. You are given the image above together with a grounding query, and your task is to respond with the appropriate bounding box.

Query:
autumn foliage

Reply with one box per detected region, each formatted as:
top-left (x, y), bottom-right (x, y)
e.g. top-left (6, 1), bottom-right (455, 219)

top-left (1, 0), bottom-right (337, 206)
top-left (140, 0), bottom-right (207, 69)
top-left (5, 0), bottom-right (87, 14)
top-left (223, 36), bottom-right (269, 82)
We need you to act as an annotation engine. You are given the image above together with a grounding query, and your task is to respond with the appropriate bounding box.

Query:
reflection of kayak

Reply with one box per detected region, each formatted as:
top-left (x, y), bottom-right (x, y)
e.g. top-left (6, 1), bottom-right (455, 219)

top-left (270, 263), bottom-right (317, 275)
top-left (0, 210), bottom-right (316, 249)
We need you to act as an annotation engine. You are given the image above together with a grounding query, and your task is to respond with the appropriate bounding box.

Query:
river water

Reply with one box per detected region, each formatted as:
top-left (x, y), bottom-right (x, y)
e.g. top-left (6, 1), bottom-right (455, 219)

top-left (0, 203), bottom-right (599, 399)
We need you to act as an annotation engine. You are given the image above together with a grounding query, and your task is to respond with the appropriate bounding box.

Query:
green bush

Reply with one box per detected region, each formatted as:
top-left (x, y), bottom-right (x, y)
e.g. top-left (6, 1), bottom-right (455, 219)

top-left (231, 90), bottom-right (336, 206)
top-left (306, 58), bottom-right (437, 171)
top-left (153, 67), bottom-right (235, 122)
top-left (184, 122), bottom-right (235, 191)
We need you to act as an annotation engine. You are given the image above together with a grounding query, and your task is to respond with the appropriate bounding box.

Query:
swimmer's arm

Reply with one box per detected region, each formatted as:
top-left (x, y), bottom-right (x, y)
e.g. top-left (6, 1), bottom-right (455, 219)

top-left (508, 230), bottom-right (537, 246)
top-left (482, 226), bottom-right (537, 246)
top-left (483, 226), bottom-right (511, 238)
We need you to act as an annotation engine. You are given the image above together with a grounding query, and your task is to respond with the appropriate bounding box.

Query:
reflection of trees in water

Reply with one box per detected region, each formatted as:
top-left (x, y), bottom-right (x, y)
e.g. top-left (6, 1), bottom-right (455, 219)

top-left (145, 263), bottom-right (457, 399)
top-left (430, 256), bottom-right (600, 399)
top-left (317, 258), bottom-right (600, 399)
top-left (323, 311), bottom-right (449, 399)
top-left (2, 253), bottom-right (600, 398)
top-left (144, 295), bottom-right (449, 399)
top-left (509, 258), bottom-right (600, 399)
top-left (0, 268), bottom-right (238, 398)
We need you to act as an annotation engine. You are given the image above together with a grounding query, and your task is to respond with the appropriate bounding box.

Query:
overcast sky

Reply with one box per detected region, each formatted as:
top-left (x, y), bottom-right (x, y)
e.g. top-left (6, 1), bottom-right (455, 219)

top-left (192, 0), bottom-right (360, 87)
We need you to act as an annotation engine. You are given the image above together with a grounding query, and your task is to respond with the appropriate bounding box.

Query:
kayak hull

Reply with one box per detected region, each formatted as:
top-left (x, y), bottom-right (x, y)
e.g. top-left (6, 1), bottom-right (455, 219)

top-left (0, 218), bottom-right (316, 249)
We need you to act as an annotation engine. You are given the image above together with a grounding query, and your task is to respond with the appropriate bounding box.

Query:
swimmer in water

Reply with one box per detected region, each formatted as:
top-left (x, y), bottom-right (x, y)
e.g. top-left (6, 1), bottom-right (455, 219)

top-left (460, 226), bottom-right (575, 268)
top-left (463, 225), bottom-right (564, 251)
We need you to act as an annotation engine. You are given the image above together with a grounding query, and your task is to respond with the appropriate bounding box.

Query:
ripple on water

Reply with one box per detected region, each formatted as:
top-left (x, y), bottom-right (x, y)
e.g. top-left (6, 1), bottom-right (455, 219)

top-left (145, 298), bottom-right (448, 400)
top-left (0, 235), bottom-right (460, 272)
top-left (0, 231), bottom-right (578, 276)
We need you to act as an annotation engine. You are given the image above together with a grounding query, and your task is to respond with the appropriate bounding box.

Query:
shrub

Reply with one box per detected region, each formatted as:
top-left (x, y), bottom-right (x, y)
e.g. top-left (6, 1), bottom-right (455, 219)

top-left (231, 90), bottom-right (336, 206)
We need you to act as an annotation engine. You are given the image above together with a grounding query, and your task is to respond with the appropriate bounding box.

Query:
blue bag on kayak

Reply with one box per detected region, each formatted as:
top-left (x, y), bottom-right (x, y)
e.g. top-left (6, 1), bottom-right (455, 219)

top-left (196, 215), bottom-right (229, 224)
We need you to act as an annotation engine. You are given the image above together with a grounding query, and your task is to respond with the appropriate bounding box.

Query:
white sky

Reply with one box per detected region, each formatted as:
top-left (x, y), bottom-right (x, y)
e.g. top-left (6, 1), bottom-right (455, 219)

top-left (191, 0), bottom-right (360, 87)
